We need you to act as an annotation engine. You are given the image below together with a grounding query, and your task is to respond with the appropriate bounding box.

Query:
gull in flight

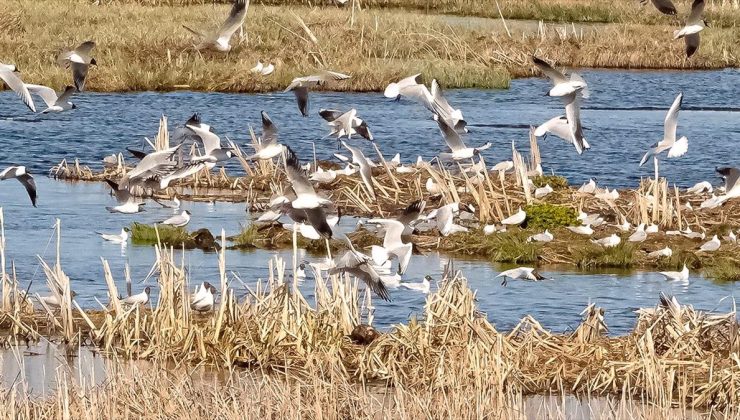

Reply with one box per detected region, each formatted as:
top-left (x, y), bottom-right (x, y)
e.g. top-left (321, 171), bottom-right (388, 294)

top-left (497, 267), bottom-right (546, 287)
top-left (659, 264), bottom-right (689, 281)
top-left (641, 0), bottom-right (677, 15)
top-left (367, 219), bottom-right (413, 275)
top-left (0, 166), bottom-right (37, 207)
top-left (639, 93), bottom-right (688, 166)
top-left (246, 111), bottom-right (284, 161)
top-left (0, 64), bottom-right (35, 112)
top-left (591, 233), bottom-right (621, 248)
top-left (698, 235), bottom-right (720, 252)
top-left (183, 0), bottom-right (247, 52)
top-left (97, 228), bottom-right (129, 244)
top-left (674, 0), bottom-right (708, 58)
top-left (118, 145), bottom-right (182, 189)
top-left (384, 75), bottom-right (467, 132)
top-left (105, 180), bottom-right (145, 214)
top-left (533, 56), bottom-right (589, 98)
top-left (186, 119), bottom-right (233, 166)
top-left (122, 287), bottom-right (150, 306)
top-left (159, 210), bottom-right (191, 227)
top-left (399, 275), bottom-right (432, 294)
top-left (501, 207), bottom-right (526, 226)
top-left (341, 141), bottom-right (376, 199)
top-left (427, 202), bottom-right (473, 236)
top-left (320, 108), bottom-right (373, 141)
top-left (329, 238), bottom-right (391, 301)
top-left (284, 147), bottom-right (333, 239)
top-left (284, 70), bottom-right (351, 117)
top-left (56, 41), bottom-right (97, 91)
top-left (436, 117), bottom-right (490, 161)
top-left (25, 85), bottom-right (76, 113)
top-left (395, 199), bottom-right (426, 236)
top-left (534, 115), bottom-right (590, 154)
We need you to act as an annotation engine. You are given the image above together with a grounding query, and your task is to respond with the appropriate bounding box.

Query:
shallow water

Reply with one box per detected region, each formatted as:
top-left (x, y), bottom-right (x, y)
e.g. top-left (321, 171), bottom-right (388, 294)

top-left (0, 178), bottom-right (737, 336)
top-left (1, 69), bottom-right (739, 188)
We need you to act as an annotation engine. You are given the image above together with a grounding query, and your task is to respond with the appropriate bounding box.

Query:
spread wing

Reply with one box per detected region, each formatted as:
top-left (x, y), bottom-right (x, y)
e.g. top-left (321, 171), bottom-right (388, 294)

top-left (260, 111), bottom-right (278, 147)
top-left (25, 84), bottom-right (58, 107)
top-left (56, 86), bottom-right (76, 104)
top-left (188, 124), bottom-right (221, 153)
top-left (0, 70), bottom-right (35, 112)
top-left (685, 33), bottom-right (700, 58)
top-left (71, 62), bottom-right (90, 91)
top-left (17, 173), bottom-right (37, 207)
top-left (436, 117), bottom-right (466, 151)
top-left (319, 108), bottom-right (344, 122)
top-left (688, 0), bottom-right (705, 24)
top-left (216, 0), bottom-right (248, 44)
top-left (284, 147), bottom-right (316, 197)
top-left (533, 56), bottom-right (566, 84)
top-left (664, 92), bottom-right (682, 142)
top-left (648, 0), bottom-right (677, 15)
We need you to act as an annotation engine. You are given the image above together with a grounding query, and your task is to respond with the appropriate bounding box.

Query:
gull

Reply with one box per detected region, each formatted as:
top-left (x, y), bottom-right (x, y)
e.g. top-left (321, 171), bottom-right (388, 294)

top-left (592, 234), bottom-right (621, 248)
top-left (628, 223), bottom-right (648, 242)
top-left (284, 70), bottom-right (351, 117)
top-left (282, 210), bottom-right (339, 240)
top-left (250, 61), bottom-right (264, 74)
top-left (639, 93), bottom-right (688, 166)
top-left (283, 147), bottom-right (333, 238)
top-left (534, 184), bottom-right (553, 199)
top-left (329, 238), bottom-right (391, 301)
top-left (426, 178), bottom-right (442, 195)
top-left (641, 0), bottom-right (677, 15)
top-left (686, 181), bottom-right (712, 194)
top-left (122, 287), bottom-right (150, 306)
top-left (384, 74), bottom-right (426, 101)
top-left (528, 230), bottom-right (553, 243)
top-left (430, 79), bottom-right (467, 132)
top-left (613, 216), bottom-right (631, 232)
top-left (38, 291), bottom-right (77, 309)
top-left (532, 56), bottom-right (589, 98)
top-left (320, 108), bottom-right (373, 141)
top-left (491, 160), bottom-right (514, 174)
top-left (674, 0), bottom-right (708, 58)
top-left (436, 117), bottom-right (491, 161)
top-left (295, 263), bottom-right (307, 280)
top-left (192, 281), bottom-right (212, 302)
top-left (261, 63), bottom-right (275, 76)
top-left (567, 225), bottom-right (593, 235)
top-left (246, 111), bottom-right (284, 161)
top-left (309, 167), bottom-right (337, 183)
top-left (497, 267), bottom-right (545, 287)
top-left (25, 85), bottom-right (76, 113)
top-left (367, 219), bottom-right (413, 275)
top-left (97, 228), bottom-right (129, 244)
top-left (699, 193), bottom-right (727, 210)
top-left (534, 115), bottom-right (590, 153)
top-left (105, 179), bottom-right (145, 213)
top-left (0, 166), bottom-right (37, 206)
top-left (501, 207), bottom-right (526, 226)
top-left (484, 224), bottom-right (506, 235)
top-left (680, 226), bottom-right (705, 240)
top-left (395, 199), bottom-right (426, 236)
top-left (399, 275), bottom-right (432, 294)
top-left (427, 202), bottom-right (472, 236)
top-left (183, 0), bottom-right (247, 52)
top-left (716, 166), bottom-right (740, 199)
top-left (191, 284), bottom-right (216, 312)
top-left (724, 230), bottom-right (736, 243)
top-left (659, 264), bottom-right (689, 281)
top-left (698, 235), bottom-right (720, 252)
top-left (595, 188), bottom-right (619, 201)
top-left (158, 210), bottom-right (191, 227)
top-left (0, 65), bottom-right (35, 112)
top-left (56, 41), bottom-right (97, 91)
top-left (578, 179), bottom-right (597, 194)
top-left (118, 145), bottom-right (182, 189)
top-left (648, 247), bottom-right (673, 258)
top-left (560, 91), bottom-right (588, 154)
top-left (186, 120), bottom-right (233, 165)
top-left (341, 141), bottom-right (375, 199)
top-left (158, 162), bottom-right (209, 190)
top-left (646, 224), bottom-right (659, 233)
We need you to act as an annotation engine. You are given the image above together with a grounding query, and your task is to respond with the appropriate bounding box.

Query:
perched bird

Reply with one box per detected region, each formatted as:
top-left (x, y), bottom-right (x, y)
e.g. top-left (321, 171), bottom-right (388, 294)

top-left (97, 228), bottom-right (129, 244)
top-left (250, 61), bottom-right (264, 74)
top-left (698, 235), bottom-right (720, 252)
top-left (686, 181), bottom-right (712, 194)
top-left (595, 188), bottom-right (619, 201)
top-left (436, 117), bottom-right (491, 161)
top-left (56, 41), bottom-right (97, 91)
top-left (647, 247), bottom-right (673, 258)
top-left (367, 219), bottom-right (413, 275)
top-left (329, 238), bottom-right (391, 301)
top-left (341, 141), bottom-right (375, 199)
top-left (640, 93), bottom-right (688, 166)
top-left (628, 223), bottom-right (648, 243)
top-left (567, 225), bottom-right (594, 236)
top-left (104, 179), bottom-right (145, 214)
top-left (659, 264), bottom-right (689, 281)
top-left (191, 284), bottom-right (216, 312)
top-left (591, 234), bottom-right (621, 248)
top-left (497, 267), bottom-right (546, 287)
top-left (183, 0), bottom-right (247, 52)
top-left (158, 210), bottom-right (191, 227)
top-left (646, 224), bottom-right (659, 233)
top-left (674, 0), bottom-right (708, 58)
top-left (283, 147), bottom-right (333, 238)
top-left (122, 287), bottom-right (151, 306)
top-left (260, 63), bottom-right (275, 76)
top-left (534, 184), bottom-right (553, 199)
top-left (25, 85), bottom-right (76, 113)
top-left (399, 275), bottom-right (432, 294)
top-left (484, 224), bottom-right (506, 235)
top-left (0, 166), bottom-right (37, 206)
top-left (716, 167), bottom-right (740, 198)
top-left (501, 207), bottom-right (526, 226)
top-left (724, 230), bottom-right (737, 243)
top-left (578, 179), bottom-right (597, 194)
top-left (246, 111), bottom-right (284, 161)
top-left (528, 230), bottom-right (553, 243)
top-left (284, 70), bottom-right (351, 117)
top-left (38, 291), bottom-right (77, 309)
top-left (641, 0), bottom-right (677, 15)
top-left (0, 65), bottom-right (35, 112)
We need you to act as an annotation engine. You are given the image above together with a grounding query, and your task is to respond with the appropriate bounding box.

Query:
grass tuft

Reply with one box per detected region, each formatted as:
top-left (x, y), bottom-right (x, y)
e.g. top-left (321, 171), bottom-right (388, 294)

top-left (531, 175), bottom-right (568, 190)
top-left (524, 203), bottom-right (579, 230)
top-left (130, 222), bottom-right (191, 246)
top-left (574, 242), bottom-right (635, 269)
top-left (707, 260), bottom-right (740, 282)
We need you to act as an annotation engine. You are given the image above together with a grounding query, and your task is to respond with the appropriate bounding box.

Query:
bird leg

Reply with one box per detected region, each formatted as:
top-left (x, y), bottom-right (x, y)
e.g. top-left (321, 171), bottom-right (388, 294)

top-left (501, 277), bottom-right (508, 287)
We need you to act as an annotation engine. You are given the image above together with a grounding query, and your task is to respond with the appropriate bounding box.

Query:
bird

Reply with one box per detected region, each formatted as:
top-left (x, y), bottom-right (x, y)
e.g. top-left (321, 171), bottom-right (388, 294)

top-left (567, 225), bottom-right (594, 235)
top-left (395, 199), bottom-right (426, 236)
top-left (724, 230), bottom-right (737, 243)
top-left (560, 91), bottom-right (588, 154)
top-left (25, 85), bottom-right (76, 113)
top-left (246, 111), bottom-right (284, 161)
top-left (639, 93), bottom-right (688, 166)
top-left (284, 70), bottom-right (351, 117)
top-left (153, 196), bottom-right (181, 210)
top-left (158, 210), bottom-right (191, 227)
top-left (528, 230), bottom-right (553, 243)
top-left (183, 0), bottom-right (247, 52)
top-left (122, 287), bottom-right (151, 306)
top-left (191, 284), bottom-right (216, 312)
top-left (427, 202), bottom-right (472, 236)
top-left (0, 166), bottom-right (37, 206)
top-left (341, 141), bottom-right (375, 199)
top-left (716, 167), bottom-right (740, 198)
top-left (595, 188), bottom-right (619, 201)
top-left (659, 264), bottom-right (689, 281)
top-left (384, 73), bottom-right (425, 100)
top-left (686, 181), bottom-right (712, 194)
top-left (56, 41), bottom-right (97, 91)
top-left (532, 56), bottom-right (589, 98)
top-left (646, 224), bottom-right (659, 233)
top-left (283, 147), bottom-right (333, 239)
top-left (399, 275), bottom-right (432, 294)
top-left (429, 79), bottom-right (467, 132)
top-left (628, 223), bottom-right (648, 243)
top-left (0, 65), bottom-right (35, 112)
top-left (698, 235), bottom-right (720, 252)
top-left (674, 0), bottom-right (708, 58)
top-left (104, 179), bottom-right (145, 214)
top-left (591, 234), bottom-right (621, 248)
top-left (320, 108), bottom-right (373, 141)
top-left (647, 247), bottom-right (673, 258)
top-left (491, 160), bottom-right (514, 174)
top-left (641, 0), bottom-right (677, 15)
top-left (436, 117), bottom-right (491, 161)
top-left (534, 184), bottom-right (553, 199)
top-left (309, 167), bottom-right (337, 183)
top-left (534, 115), bottom-right (590, 154)
top-left (497, 267), bottom-right (546, 286)
top-left (578, 179), bottom-right (597, 194)
top-left (118, 145), bottom-right (182, 190)
top-left (260, 63), bottom-right (275, 76)
top-left (97, 228), bottom-right (129, 244)
top-left (329, 238), bottom-right (391, 301)
top-left (250, 61), bottom-right (264, 74)
top-left (501, 208), bottom-right (526, 226)
top-left (186, 120), bottom-right (233, 166)
top-left (366, 219), bottom-right (413, 275)
top-left (38, 291), bottom-right (77, 309)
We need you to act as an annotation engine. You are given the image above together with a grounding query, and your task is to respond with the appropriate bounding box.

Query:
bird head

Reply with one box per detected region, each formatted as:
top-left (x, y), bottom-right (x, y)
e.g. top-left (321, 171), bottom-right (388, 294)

top-left (90, 58), bottom-right (98, 66)
top-left (70, 290), bottom-right (78, 298)
top-left (202, 281), bottom-right (212, 290)
top-left (72, 103), bottom-right (78, 109)
top-left (185, 210), bottom-right (192, 216)
top-left (424, 275), bottom-right (433, 282)
top-left (144, 286), bottom-right (151, 294)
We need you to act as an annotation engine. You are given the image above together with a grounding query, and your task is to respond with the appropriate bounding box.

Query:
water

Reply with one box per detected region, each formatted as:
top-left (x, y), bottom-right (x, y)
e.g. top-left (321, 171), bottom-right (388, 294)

top-left (0, 178), bottom-right (737, 336)
top-left (1, 69), bottom-right (739, 188)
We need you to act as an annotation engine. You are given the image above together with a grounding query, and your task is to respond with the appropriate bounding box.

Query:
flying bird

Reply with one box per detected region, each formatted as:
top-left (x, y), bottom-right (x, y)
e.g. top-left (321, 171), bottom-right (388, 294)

top-left (186, 119), bottom-right (233, 166)
top-left (366, 219), bottom-right (413, 275)
top-left (639, 93), bottom-right (688, 166)
top-left (436, 117), bottom-right (491, 161)
top-left (641, 0), bottom-right (677, 15)
top-left (284, 71), bottom-right (351, 117)
top-left (532, 56), bottom-right (589, 98)
top-left (104, 179), bottom-right (145, 214)
top-left (0, 65), bottom-right (35, 112)
top-left (25, 85), bottom-right (76, 113)
top-left (497, 267), bottom-right (546, 286)
top-left (395, 199), bottom-right (426, 236)
top-left (246, 111), bottom-right (284, 161)
top-left (56, 41), bottom-right (97, 91)
top-left (320, 108), bottom-right (373, 141)
top-left (340, 141), bottom-right (375, 199)
top-left (330, 238), bottom-right (392, 301)
top-left (0, 166), bottom-right (37, 206)
top-left (183, 0), bottom-right (248, 52)
top-left (674, 0), bottom-right (708, 58)
top-left (283, 147), bottom-right (333, 239)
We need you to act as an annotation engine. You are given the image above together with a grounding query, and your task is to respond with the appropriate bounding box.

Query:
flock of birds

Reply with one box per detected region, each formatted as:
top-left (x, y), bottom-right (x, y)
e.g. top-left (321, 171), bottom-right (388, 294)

top-left (0, 0), bottom-right (737, 308)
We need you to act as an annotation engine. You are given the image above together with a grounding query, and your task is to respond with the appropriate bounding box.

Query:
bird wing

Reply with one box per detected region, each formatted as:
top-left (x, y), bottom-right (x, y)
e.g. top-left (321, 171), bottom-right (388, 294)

top-left (24, 84), bottom-right (58, 107)
top-left (0, 70), bottom-right (35, 112)
top-left (397, 73), bottom-right (423, 88)
top-left (304, 206), bottom-right (333, 239)
top-left (663, 92), bottom-right (682, 142)
top-left (160, 214), bottom-right (185, 225)
top-left (56, 86), bottom-right (76, 104)
top-left (260, 111), bottom-right (278, 147)
top-left (188, 124), bottom-right (221, 154)
top-left (688, 0), bottom-right (705, 24)
top-left (330, 109), bottom-right (356, 135)
top-left (284, 147), bottom-right (316, 197)
top-left (397, 199), bottom-right (425, 227)
top-left (71, 62), bottom-right (90, 91)
top-left (667, 136), bottom-right (688, 158)
top-left (716, 167), bottom-right (740, 192)
top-left (562, 93), bottom-right (585, 154)
top-left (16, 173), bottom-right (37, 207)
top-left (318, 108), bottom-right (344, 122)
top-left (293, 86), bottom-right (309, 117)
top-left (216, 0), bottom-right (248, 44)
top-left (128, 145), bottom-right (181, 180)
top-left (105, 179), bottom-right (132, 204)
top-left (316, 70), bottom-right (351, 82)
top-left (347, 264), bottom-right (391, 302)
top-left (532, 56), bottom-right (567, 84)
top-left (126, 148), bottom-right (148, 160)
top-left (685, 33), bottom-right (700, 58)
top-left (649, 0), bottom-right (677, 15)
top-left (399, 84), bottom-right (434, 112)
top-left (436, 117), bottom-right (466, 151)
top-left (367, 219), bottom-right (405, 248)
top-left (74, 41), bottom-right (97, 57)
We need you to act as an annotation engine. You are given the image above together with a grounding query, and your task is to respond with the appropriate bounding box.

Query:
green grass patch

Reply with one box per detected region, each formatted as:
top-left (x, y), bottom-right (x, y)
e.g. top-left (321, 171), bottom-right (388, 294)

top-left (574, 242), bottom-right (635, 269)
top-left (443, 231), bottom-right (539, 264)
top-left (531, 175), bottom-right (568, 190)
top-left (130, 222), bottom-right (191, 246)
top-left (707, 260), bottom-right (740, 282)
top-left (524, 204), bottom-right (579, 230)
top-left (232, 225), bottom-right (260, 248)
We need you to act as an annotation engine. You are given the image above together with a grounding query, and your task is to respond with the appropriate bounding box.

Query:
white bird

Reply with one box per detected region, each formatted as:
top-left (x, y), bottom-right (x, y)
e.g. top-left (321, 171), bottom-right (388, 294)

top-left (122, 287), bottom-right (151, 306)
top-left (191, 284), bottom-right (216, 312)
top-left (309, 167), bottom-right (337, 183)
top-left (284, 70), bottom-right (351, 117)
top-left (367, 219), bottom-right (413, 275)
top-left (104, 179), bottom-right (145, 214)
top-left (283, 147), bottom-right (333, 239)
top-left (680, 227), bottom-right (705, 240)
top-left (497, 267), bottom-right (546, 286)
top-left (118, 145), bottom-right (182, 189)
top-left (159, 210), bottom-right (191, 227)
top-left (595, 188), bottom-right (619, 202)
top-left (260, 63), bottom-right (275, 76)
top-left (321, 108), bottom-right (373, 141)
top-left (716, 167), bottom-right (740, 200)
top-left (528, 230), bottom-right (553, 243)
top-left (687, 181), bottom-right (712, 194)
top-left (534, 115), bottom-right (590, 153)
top-left (646, 224), bottom-right (659, 233)
top-left (613, 216), bottom-right (631, 232)
top-left (484, 224), bottom-right (506, 235)
top-left (491, 160), bottom-right (514, 174)
top-left (0, 166), bottom-right (37, 206)
top-left (578, 179), bottom-right (597, 194)
top-left (533, 56), bottom-right (589, 98)
top-left (330, 238), bottom-right (391, 301)
top-left (591, 234), bottom-right (621, 248)
top-left (56, 40), bottom-right (97, 91)
top-left (673, 0), bottom-right (707, 58)
top-left (639, 92), bottom-right (688, 166)
top-left (534, 184), bottom-right (554, 199)
top-left (384, 74), bottom-right (428, 101)
top-left (399, 275), bottom-right (432, 294)
top-left (25, 85), bottom-right (76, 113)
top-left (698, 235), bottom-right (720, 252)
top-left (246, 111), bottom-right (284, 161)
top-left (341, 141), bottom-right (375, 199)
top-left (436, 117), bottom-right (491, 161)
top-left (628, 224), bottom-right (648, 243)
top-left (250, 61), bottom-right (264, 74)
top-left (723, 230), bottom-right (736, 243)
top-left (567, 225), bottom-right (593, 235)
top-left (183, 0), bottom-right (247, 52)
top-left (38, 292), bottom-right (77, 309)
top-left (429, 79), bottom-right (467, 132)
top-left (647, 247), bottom-right (673, 258)
top-left (426, 178), bottom-right (442, 195)
top-left (431, 203), bottom-right (470, 236)
top-left (0, 65), bottom-right (35, 112)
top-left (501, 208), bottom-right (526, 226)
top-left (187, 121), bottom-right (233, 165)
top-left (659, 264), bottom-right (689, 281)
top-left (97, 228), bottom-right (129, 244)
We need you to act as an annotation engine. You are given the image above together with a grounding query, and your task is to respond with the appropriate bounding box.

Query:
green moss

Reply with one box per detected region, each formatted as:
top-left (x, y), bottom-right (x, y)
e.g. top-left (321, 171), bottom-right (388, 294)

top-left (442, 231), bottom-right (539, 264)
top-left (574, 242), bottom-right (635, 269)
top-left (130, 222), bottom-right (191, 246)
top-left (531, 175), bottom-right (568, 190)
top-left (523, 204), bottom-right (579, 230)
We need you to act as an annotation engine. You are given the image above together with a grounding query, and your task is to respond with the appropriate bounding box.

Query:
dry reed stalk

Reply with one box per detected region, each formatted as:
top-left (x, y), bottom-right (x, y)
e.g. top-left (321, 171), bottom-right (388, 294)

top-left (0, 208), bottom-right (9, 312)
top-left (155, 116), bottom-right (169, 151)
